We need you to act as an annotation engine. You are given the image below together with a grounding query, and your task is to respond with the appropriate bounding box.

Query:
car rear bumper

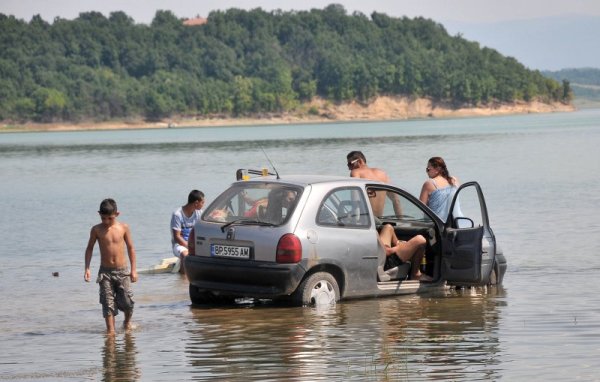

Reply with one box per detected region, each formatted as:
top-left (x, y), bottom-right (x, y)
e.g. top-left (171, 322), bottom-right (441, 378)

top-left (185, 255), bottom-right (306, 298)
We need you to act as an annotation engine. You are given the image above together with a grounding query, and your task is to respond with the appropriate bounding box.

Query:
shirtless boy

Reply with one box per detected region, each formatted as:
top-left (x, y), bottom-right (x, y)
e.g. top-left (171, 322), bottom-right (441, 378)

top-left (84, 198), bottom-right (138, 334)
top-left (346, 151), bottom-right (430, 280)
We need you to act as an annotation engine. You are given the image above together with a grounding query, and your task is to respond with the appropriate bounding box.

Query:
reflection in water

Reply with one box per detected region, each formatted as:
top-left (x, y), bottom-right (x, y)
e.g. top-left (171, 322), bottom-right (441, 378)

top-left (374, 287), bottom-right (506, 381)
top-left (184, 287), bottom-right (506, 381)
top-left (102, 333), bottom-right (140, 382)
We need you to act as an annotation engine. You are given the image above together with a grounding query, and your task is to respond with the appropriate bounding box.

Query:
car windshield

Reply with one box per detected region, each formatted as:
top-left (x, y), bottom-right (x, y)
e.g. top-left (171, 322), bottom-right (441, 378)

top-left (203, 182), bottom-right (302, 226)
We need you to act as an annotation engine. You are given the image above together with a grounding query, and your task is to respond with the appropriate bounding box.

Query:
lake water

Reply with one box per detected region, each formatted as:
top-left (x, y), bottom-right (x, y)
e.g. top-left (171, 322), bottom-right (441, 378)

top-left (1, 109), bottom-right (599, 381)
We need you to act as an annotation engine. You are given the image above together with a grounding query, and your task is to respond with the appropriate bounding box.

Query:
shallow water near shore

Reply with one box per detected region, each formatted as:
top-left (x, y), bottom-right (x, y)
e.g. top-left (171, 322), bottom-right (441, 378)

top-left (1, 110), bottom-right (600, 381)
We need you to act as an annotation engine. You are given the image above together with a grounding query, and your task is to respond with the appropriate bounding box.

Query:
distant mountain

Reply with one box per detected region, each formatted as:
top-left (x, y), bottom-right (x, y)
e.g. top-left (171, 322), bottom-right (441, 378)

top-left (543, 68), bottom-right (600, 86)
top-left (542, 68), bottom-right (600, 107)
top-left (443, 15), bottom-right (600, 71)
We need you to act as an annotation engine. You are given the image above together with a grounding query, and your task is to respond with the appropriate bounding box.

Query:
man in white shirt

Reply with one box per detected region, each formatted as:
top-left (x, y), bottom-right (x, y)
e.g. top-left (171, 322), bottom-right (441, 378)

top-left (171, 190), bottom-right (205, 273)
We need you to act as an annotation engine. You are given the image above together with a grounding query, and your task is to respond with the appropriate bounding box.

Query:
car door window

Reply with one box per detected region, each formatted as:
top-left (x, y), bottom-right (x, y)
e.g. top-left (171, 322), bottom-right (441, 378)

top-left (448, 185), bottom-right (485, 229)
top-left (374, 188), bottom-right (432, 224)
top-left (317, 187), bottom-right (370, 228)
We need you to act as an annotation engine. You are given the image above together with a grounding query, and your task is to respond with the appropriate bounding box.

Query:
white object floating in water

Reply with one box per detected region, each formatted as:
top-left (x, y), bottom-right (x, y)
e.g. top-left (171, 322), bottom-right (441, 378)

top-left (138, 257), bottom-right (180, 274)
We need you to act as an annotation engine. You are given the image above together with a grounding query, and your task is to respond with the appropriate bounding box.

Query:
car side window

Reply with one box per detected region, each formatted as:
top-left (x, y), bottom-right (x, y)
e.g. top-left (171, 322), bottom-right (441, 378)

top-left (317, 187), bottom-right (371, 228)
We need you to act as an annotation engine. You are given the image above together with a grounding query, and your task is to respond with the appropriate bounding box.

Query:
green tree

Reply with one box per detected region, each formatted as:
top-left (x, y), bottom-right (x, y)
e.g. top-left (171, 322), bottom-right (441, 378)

top-left (143, 90), bottom-right (170, 121)
top-left (32, 87), bottom-right (68, 122)
top-left (232, 76), bottom-right (253, 115)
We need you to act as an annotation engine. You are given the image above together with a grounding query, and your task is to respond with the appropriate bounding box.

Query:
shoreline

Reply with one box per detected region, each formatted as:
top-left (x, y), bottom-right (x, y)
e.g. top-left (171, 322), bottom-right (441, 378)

top-left (0, 96), bottom-right (575, 133)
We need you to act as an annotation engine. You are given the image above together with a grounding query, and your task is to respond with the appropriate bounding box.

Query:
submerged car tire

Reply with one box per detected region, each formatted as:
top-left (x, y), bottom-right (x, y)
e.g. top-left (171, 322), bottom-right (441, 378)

top-left (293, 272), bottom-right (340, 307)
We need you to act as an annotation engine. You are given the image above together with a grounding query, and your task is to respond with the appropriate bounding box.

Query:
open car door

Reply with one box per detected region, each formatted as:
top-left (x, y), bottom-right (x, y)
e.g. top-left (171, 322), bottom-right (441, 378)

top-left (441, 182), bottom-right (496, 286)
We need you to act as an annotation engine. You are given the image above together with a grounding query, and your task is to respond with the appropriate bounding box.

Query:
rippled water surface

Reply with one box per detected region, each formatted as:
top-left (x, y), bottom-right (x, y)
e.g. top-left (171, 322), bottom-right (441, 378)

top-left (1, 110), bottom-right (599, 381)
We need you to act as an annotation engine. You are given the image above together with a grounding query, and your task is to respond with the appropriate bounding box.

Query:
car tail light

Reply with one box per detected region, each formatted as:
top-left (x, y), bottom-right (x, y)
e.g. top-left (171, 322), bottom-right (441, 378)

top-left (276, 233), bottom-right (302, 263)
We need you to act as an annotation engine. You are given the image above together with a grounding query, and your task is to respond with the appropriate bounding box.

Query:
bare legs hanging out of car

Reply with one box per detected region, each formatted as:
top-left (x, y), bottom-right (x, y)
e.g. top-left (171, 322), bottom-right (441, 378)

top-left (378, 224), bottom-right (431, 281)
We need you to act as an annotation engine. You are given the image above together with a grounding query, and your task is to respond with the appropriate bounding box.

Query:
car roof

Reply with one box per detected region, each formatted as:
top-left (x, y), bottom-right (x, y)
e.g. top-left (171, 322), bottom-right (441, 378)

top-left (240, 174), bottom-right (388, 188)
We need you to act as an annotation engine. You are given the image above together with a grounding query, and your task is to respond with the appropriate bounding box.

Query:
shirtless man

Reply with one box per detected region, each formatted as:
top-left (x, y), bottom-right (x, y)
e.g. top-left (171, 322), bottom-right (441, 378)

top-left (346, 151), bottom-right (430, 280)
top-left (85, 198), bottom-right (138, 334)
top-left (347, 150), bottom-right (395, 216)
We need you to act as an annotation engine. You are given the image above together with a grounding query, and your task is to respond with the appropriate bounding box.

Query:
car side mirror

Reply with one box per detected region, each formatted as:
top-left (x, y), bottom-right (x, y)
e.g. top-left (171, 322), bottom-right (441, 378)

top-left (454, 217), bottom-right (474, 228)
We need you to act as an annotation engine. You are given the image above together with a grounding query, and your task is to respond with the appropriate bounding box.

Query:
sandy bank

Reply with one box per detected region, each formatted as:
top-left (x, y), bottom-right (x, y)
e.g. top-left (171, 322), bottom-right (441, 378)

top-left (1, 96), bottom-right (575, 133)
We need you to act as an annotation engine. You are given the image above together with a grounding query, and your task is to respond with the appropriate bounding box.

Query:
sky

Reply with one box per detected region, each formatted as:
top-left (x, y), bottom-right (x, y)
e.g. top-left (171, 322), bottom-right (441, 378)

top-left (2, 0), bottom-right (600, 24)
top-left (2, 0), bottom-right (599, 70)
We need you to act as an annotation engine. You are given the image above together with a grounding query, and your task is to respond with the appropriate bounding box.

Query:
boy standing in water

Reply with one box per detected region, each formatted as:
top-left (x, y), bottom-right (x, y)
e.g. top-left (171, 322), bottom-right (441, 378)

top-left (84, 198), bottom-right (138, 334)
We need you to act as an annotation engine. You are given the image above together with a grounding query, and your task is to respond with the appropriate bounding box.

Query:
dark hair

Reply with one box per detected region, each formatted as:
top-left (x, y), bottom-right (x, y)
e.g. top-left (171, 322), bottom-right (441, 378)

top-left (98, 198), bottom-right (118, 215)
top-left (346, 151), bottom-right (366, 164)
top-left (188, 190), bottom-right (205, 204)
top-left (428, 157), bottom-right (455, 185)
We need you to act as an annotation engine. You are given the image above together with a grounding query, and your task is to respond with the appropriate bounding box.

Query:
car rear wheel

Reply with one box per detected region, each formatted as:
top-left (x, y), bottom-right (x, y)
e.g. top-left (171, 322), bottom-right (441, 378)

top-left (293, 272), bottom-right (339, 306)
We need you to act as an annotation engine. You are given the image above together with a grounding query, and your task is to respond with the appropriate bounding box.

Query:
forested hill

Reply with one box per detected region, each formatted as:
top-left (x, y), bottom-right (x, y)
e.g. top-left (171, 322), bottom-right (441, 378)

top-left (0, 5), bottom-right (572, 123)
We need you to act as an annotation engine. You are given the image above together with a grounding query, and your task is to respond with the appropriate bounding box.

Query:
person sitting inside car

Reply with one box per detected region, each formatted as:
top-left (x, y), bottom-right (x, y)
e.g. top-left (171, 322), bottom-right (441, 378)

top-left (264, 189), bottom-right (297, 224)
top-left (240, 191), bottom-right (268, 218)
top-left (378, 224), bottom-right (431, 281)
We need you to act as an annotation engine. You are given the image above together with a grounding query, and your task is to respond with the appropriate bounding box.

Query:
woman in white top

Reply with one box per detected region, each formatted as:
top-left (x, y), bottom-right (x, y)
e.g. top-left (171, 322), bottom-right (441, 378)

top-left (419, 157), bottom-right (459, 222)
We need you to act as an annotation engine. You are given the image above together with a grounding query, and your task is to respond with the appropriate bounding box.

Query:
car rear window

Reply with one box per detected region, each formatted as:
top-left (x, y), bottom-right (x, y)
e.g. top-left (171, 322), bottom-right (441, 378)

top-left (203, 182), bottom-right (302, 226)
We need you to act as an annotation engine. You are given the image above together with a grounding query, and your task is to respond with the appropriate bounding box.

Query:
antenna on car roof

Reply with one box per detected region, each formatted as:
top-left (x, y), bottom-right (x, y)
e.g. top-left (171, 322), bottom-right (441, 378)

top-left (261, 147), bottom-right (280, 179)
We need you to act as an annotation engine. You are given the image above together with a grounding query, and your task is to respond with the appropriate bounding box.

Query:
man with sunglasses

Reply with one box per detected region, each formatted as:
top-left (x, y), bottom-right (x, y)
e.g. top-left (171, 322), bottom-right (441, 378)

top-left (346, 151), bottom-right (393, 216)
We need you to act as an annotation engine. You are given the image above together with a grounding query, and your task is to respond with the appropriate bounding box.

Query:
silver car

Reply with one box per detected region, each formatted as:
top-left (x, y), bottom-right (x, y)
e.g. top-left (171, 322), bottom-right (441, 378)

top-left (185, 170), bottom-right (507, 306)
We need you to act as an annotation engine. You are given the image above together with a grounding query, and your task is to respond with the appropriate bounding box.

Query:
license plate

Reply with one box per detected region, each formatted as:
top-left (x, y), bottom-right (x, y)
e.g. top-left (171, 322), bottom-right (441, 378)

top-left (211, 244), bottom-right (250, 259)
